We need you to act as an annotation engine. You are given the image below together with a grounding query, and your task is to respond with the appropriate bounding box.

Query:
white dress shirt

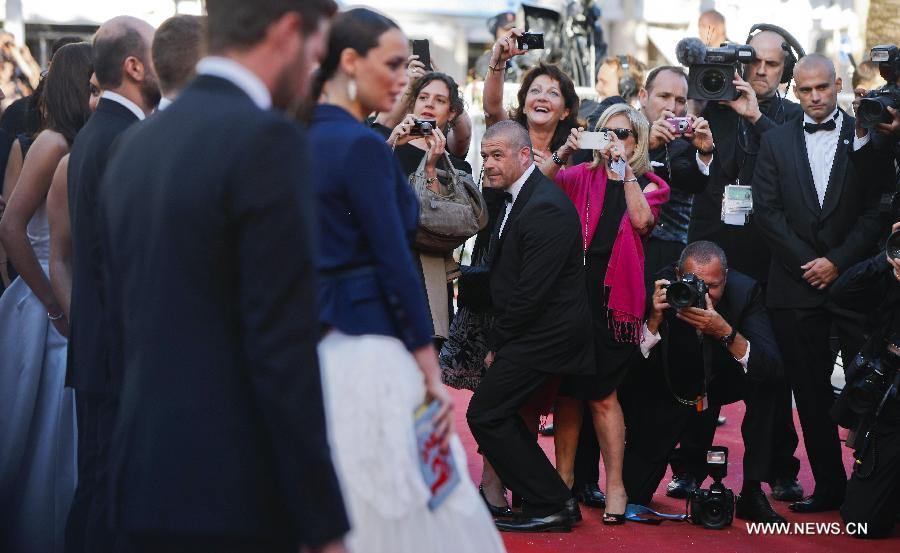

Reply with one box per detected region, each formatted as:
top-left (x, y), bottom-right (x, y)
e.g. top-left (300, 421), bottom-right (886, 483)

top-left (101, 90), bottom-right (146, 121)
top-left (196, 56), bottom-right (272, 110)
top-left (803, 108), bottom-right (842, 207)
top-left (639, 321), bottom-right (751, 373)
top-left (498, 163), bottom-right (536, 237)
top-left (156, 96), bottom-right (174, 111)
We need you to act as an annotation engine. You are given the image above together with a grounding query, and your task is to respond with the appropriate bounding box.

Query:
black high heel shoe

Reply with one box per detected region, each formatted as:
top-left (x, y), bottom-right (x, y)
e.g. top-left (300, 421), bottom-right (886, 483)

top-left (479, 485), bottom-right (514, 518)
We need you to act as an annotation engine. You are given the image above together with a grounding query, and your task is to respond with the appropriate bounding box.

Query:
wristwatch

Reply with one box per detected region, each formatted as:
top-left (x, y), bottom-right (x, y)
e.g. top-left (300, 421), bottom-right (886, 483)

top-left (720, 326), bottom-right (737, 347)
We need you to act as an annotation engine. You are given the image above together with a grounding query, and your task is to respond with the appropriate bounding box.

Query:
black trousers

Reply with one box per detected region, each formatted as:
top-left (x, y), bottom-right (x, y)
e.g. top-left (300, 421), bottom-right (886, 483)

top-left (771, 304), bottom-right (865, 498)
top-left (841, 420), bottom-right (900, 539)
top-left (467, 358), bottom-right (571, 517)
top-left (670, 377), bottom-right (800, 484)
top-left (66, 390), bottom-right (118, 553)
top-left (621, 363), bottom-right (784, 505)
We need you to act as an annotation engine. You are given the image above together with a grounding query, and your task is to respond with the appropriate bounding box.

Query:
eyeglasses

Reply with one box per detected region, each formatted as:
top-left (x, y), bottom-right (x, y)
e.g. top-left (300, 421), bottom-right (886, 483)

top-left (599, 127), bottom-right (635, 140)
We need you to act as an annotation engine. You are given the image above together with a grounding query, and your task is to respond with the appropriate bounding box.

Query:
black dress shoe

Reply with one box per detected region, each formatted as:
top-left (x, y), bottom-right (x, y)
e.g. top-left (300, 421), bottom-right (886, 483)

top-left (565, 497), bottom-right (582, 524)
top-left (574, 483), bottom-right (606, 508)
top-left (495, 507), bottom-right (572, 533)
top-left (665, 473), bottom-right (697, 499)
top-left (736, 489), bottom-right (787, 523)
top-left (771, 477), bottom-right (804, 502)
top-left (479, 485), bottom-right (514, 518)
top-left (789, 493), bottom-right (844, 513)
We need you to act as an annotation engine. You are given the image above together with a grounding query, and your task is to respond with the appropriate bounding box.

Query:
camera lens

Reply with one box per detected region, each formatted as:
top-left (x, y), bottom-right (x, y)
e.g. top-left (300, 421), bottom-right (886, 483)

top-left (701, 500), bottom-right (730, 530)
top-left (666, 281), bottom-right (698, 309)
top-left (887, 230), bottom-right (900, 261)
top-left (699, 68), bottom-right (726, 95)
top-left (858, 96), bottom-right (891, 128)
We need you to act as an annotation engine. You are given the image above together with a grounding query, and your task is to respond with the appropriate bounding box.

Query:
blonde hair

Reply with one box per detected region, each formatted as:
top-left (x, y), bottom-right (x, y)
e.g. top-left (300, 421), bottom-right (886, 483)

top-left (590, 103), bottom-right (651, 176)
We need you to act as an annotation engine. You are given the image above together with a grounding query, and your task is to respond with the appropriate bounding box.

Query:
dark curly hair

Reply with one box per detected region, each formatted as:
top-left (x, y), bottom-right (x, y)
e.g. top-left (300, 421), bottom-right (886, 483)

top-left (511, 62), bottom-right (579, 152)
top-left (404, 72), bottom-right (465, 133)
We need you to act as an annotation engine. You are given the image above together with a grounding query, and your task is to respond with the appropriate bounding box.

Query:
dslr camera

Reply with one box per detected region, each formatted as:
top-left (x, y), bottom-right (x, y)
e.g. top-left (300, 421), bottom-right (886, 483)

top-left (688, 447), bottom-right (735, 530)
top-left (665, 273), bottom-right (709, 309)
top-left (858, 45), bottom-right (900, 129)
top-left (687, 44), bottom-right (754, 101)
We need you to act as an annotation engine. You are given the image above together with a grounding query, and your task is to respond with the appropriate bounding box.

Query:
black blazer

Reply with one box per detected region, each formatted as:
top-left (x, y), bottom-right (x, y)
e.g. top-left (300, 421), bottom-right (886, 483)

top-left (650, 267), bottom-right (783, 406)
top-left (97, 76), bottom-right (348, 545)
top-left (66, 98), bottom-right (140, 393)
top-left (488, 167), bottom-right (594, 375)
top-left (752, 111), bottom-right (883, 309)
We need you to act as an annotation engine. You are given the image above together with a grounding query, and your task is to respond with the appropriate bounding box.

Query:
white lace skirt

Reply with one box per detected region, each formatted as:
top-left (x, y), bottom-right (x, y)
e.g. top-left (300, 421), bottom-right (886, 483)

top-left (318, 331), bottom-right (506, 553)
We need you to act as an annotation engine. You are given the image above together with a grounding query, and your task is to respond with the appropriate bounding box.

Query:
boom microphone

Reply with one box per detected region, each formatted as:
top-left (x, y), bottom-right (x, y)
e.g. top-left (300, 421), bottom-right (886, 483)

top-left (676, 37), bottom-right (707, 66)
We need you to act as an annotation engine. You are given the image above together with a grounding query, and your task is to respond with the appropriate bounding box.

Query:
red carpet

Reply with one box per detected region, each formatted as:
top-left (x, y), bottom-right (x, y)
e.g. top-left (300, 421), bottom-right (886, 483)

top-left (450, 389), bottom-right (900, 552)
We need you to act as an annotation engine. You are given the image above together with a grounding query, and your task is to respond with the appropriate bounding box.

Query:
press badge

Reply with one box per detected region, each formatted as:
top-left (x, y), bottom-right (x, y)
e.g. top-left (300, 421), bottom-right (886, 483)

top-left (721, 183), bottom-right (753, 226)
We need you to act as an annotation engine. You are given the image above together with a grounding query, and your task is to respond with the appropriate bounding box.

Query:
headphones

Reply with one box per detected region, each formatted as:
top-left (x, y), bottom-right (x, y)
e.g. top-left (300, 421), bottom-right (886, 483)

top-left (617, 55), bottom-right (638, 99)
top-left (745, 23), bottom-right (806, 84)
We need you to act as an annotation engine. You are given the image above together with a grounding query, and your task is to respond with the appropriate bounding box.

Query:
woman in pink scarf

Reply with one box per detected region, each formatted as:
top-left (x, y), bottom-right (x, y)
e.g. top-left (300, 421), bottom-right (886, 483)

top-left (552, 103), bottom-right (670, 524)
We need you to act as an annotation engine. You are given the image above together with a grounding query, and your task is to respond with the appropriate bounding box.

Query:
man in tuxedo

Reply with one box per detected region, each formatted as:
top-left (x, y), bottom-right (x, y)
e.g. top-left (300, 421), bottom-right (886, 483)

top-left (95, 1), bottom-right (348, 551)
top-left (151, 14), bottom-right (204, 110)
top-left (622, 241), bottom-right (787, 522)
top-left (677, 27), bottom-right (806, 502)
top-left (753, 54), bottom-right (884, 513)
top-left (64, 16), bottom-right (159, 553)
top-left (467, 120), bottom-right (594, 533)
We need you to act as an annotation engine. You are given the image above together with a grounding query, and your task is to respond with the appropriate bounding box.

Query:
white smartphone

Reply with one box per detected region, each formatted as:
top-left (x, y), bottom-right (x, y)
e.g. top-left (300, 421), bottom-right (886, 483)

top-left (579, 131), bottom-right (611, 151)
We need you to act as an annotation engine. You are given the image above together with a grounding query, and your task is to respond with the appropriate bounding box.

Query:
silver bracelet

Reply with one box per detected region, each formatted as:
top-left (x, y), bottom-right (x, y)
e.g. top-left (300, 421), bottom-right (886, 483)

top-left (48, 311), bottom-right (64, 321)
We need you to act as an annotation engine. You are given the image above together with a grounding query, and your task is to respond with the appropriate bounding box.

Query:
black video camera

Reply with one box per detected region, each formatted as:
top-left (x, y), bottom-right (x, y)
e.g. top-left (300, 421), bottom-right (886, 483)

top-left (688, 44), bottom-right (755, 101)
top-left (688, 447), bottom-right (735, 529)
top-left (665, 273), bottom-right (709, 309)
top-left (858, 45), bottom-right (900, 129)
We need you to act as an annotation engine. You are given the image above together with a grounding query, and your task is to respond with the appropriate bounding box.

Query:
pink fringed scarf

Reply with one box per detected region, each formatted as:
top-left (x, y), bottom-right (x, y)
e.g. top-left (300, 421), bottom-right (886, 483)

top-left (555, 163), bottom-right (670, 343)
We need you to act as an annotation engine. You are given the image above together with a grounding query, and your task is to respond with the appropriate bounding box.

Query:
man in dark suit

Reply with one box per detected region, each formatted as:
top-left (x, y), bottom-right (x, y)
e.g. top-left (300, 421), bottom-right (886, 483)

top-left (623, 241), bottom-right (787, 522)
top-left (679, 28), bottom-right (806, 503)
top-left (95, 1), bottom-right (348, 551)
top-left (466, 120), bottom-right (594, 533)
top-left (64, 16), bottom-right (159, 553)
top-left (753, 54), bottom-right (884, 513)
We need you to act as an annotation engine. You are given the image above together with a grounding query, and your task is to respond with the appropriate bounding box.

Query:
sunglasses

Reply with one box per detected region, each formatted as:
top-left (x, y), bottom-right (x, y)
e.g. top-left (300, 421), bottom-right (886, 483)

top-left (599, 127), bottom-right (635, 140)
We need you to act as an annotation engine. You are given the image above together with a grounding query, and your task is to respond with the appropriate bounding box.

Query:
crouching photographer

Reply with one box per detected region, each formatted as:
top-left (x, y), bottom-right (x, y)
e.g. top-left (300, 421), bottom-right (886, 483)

top-left (621, 241), bottom-right (787, 523)
top-left (830, 222), bottom-right (900, 539)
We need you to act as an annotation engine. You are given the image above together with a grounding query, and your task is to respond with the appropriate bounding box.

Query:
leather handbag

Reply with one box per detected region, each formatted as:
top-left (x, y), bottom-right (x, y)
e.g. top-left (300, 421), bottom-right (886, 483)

top-left (409, 152), bottom-right (488, 254)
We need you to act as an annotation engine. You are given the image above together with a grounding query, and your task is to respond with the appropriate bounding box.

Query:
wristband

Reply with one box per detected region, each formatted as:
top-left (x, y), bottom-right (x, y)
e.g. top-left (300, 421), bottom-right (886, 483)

top-left (551, 151), bottom-right (565, 166)
top-left (698, 144), bottom-right (716, 156)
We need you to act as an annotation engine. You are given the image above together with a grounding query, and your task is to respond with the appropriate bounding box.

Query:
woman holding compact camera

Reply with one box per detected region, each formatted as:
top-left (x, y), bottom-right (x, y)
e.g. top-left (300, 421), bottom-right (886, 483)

top-left (309, 8), bottom-right (504, 553)
top-left (482, 27), bottom-right (580, 178)
top-left (552, 103), bottom-right (670, 523)
top-left (370, 71), bottom-right (474, 345)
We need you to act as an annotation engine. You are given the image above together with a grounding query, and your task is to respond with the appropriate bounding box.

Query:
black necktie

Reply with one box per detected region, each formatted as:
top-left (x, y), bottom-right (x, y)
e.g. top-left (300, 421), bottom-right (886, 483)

top-left (803, 119), bottom-right (837, 134)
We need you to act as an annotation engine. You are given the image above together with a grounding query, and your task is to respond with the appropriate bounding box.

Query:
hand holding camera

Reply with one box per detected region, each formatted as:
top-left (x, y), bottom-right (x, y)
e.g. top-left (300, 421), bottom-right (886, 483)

top-left (722, 71), bottom-right (762, 123)
top-left (599, 133), bottom-right (630, 180)
top-left (490, 27), bottom-right (528, 68)
top-left (423, 126), bottom-right (447, 174)
top-left (688, 116), bottom-right (715, 158)
top-left (649, 111), bottom-right (679, 150)
top-left (675, 291), bottom-right (733, 339)
top-left (406, 54), bottom-right (428, 85)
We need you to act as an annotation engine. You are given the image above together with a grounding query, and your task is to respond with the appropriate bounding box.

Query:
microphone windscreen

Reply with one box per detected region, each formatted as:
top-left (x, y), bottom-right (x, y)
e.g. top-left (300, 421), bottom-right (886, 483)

top-left (676, 37), bottom-right (707, 66)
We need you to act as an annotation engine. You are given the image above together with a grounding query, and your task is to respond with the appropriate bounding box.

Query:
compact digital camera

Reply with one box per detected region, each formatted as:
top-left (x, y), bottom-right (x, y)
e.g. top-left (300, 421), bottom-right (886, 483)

top-left (408, 119), bottom-right (436, 137)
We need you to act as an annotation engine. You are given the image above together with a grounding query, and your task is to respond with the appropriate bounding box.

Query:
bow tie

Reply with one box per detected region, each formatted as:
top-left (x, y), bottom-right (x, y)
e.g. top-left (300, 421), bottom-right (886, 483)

top-left (803, 119), bottom-right (837, 134)
top-left (503, 192), bottom-right (514, 204)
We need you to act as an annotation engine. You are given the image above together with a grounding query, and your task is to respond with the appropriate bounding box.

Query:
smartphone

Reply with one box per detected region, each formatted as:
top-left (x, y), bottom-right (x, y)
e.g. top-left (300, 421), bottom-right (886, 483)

top-left (516, 32), bottom-right (545, 51)
top-left (579, 131), bottom-right (611, 151)
top-left (411, 39), bottom-right (431, 71)
top-left (666, 116), bottom-right (693, 135)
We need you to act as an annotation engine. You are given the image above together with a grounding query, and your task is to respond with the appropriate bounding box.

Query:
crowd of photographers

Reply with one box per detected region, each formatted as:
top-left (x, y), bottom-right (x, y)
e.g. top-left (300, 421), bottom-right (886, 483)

top-left (442, 8), bottom-right (900, 538)
top-left (0, 3), bottom-right (899, 551)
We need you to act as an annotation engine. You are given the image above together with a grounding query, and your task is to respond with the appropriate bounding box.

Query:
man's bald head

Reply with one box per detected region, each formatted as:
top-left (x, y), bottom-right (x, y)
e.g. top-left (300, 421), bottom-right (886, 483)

top-left (795, 53), bottom-right (836, 81)
top-left (699, 10), bottom-right (727, 47)
top-left (483, 120), bottom-right (533, 153)
top-left (93, 16), bottom-right (155, 89)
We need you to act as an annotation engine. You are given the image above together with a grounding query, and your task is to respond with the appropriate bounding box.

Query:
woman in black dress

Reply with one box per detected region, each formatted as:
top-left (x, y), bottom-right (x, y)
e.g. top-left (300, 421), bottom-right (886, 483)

top-left (553, 103), bottom-right (670, 523)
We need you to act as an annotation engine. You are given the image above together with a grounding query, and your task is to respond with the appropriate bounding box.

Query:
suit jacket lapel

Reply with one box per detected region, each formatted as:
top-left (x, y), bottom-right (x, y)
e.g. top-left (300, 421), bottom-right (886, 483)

top-left (793, 122), bottom-right (821, 216)
top-left (494, 167), bottom-right (542, 258)
top-left (819, 112), bottom-right (854, 220)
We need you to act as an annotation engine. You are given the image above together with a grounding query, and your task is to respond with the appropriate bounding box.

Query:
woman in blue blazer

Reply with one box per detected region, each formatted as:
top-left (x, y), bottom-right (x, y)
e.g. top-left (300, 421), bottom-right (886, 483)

top-left (307, 8), bottom-right (505, 553)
